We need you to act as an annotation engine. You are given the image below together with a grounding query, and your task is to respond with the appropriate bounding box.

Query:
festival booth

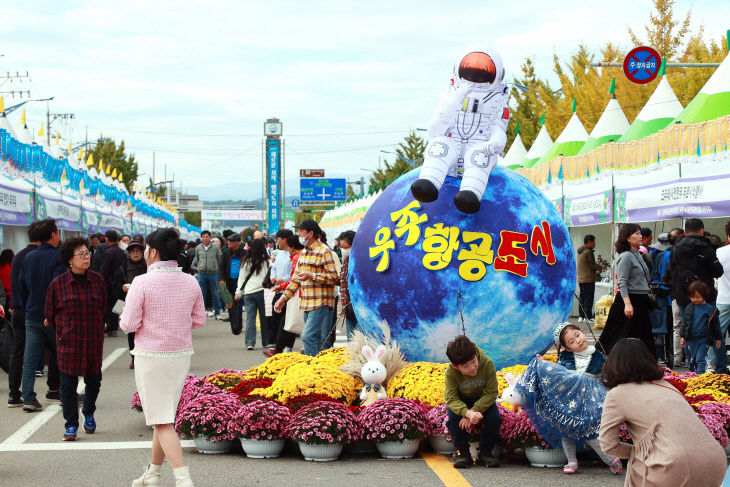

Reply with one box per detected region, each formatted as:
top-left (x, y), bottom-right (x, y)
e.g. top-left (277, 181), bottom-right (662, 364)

top-left (0, 103), bottom-right (200, 251)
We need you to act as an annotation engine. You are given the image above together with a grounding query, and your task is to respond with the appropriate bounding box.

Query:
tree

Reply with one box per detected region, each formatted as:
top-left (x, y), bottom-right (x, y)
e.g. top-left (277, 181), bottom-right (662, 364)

top-left (369, 131), bottom-right (427, 189)
top-left (89, 137), bottom-right (138, 192)
top-left (183, 211), bottom-right (201, 227)
top-left (507, 58), bottom-right (558, 148)
top-left (628, 0), bottom-right (691, 61)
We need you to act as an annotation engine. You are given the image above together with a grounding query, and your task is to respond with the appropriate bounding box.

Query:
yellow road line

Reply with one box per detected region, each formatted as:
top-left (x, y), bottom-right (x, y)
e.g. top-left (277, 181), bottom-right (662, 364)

top-left (420, 452), bottom-right (472, 487)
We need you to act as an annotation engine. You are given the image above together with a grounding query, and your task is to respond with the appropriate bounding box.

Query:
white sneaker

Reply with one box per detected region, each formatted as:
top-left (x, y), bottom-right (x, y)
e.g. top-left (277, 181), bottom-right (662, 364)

top-left (283, 347), bottom-right (293, 353)
top-left (206, 311), bottom-right (214, 318)
top-left (577, 317), bottom-right (585, 323)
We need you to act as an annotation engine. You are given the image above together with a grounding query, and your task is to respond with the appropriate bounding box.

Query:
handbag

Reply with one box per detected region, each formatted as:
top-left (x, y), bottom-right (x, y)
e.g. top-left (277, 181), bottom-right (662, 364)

top-left (0, 319), bottom-right (10, 373)
top-left (262, 266), bottom-right (273, 289)
top-left (283, 295), bottom-right (305, 335)
top-left (218, 282), bottom-right (233, 309)
top-left (112, 299), bottom-right (126, 315)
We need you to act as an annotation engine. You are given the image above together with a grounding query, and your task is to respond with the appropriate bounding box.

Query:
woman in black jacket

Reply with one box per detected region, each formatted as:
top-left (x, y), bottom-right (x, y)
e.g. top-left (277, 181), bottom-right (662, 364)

top-left (112, 240), bottom-right (147, 368)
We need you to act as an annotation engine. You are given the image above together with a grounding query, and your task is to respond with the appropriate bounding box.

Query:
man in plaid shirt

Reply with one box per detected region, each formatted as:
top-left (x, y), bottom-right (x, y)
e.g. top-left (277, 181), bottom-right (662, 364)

top-left (274, 219), bottom-right (339, 356)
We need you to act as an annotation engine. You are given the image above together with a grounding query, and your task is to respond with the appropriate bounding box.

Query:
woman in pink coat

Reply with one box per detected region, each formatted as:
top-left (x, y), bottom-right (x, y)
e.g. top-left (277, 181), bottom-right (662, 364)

top-left (599, 338), bottom-right (726, 487)
top-left (120, 228), bottom-right (205, 487)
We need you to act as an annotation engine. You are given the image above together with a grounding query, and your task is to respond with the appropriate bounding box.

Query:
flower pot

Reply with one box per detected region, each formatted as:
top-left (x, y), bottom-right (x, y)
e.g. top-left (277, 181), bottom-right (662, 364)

top-left (346, 440), bottom-right (377, 454)
top-left (429, 434), bottom-right (455, 455)
top-left (239, 438), bottom-right (286, 459)
top-left (298, 442), bottom-right (343, 462)
top-left (524, 446), bottom-right (567, 467)
top-left (193, 436), bottom-right (234, 454)
top-left (376, 439), bottom-right (421, 459)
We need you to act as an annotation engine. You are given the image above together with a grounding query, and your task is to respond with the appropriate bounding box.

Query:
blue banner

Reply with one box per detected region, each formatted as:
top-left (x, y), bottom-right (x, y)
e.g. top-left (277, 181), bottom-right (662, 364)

top-left (266, 139), bottom-right (280, 233)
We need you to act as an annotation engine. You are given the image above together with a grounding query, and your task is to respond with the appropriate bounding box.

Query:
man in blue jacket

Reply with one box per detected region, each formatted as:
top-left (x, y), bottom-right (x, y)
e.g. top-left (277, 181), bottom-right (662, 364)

top-left (19, 219), bottom-right (66, 412)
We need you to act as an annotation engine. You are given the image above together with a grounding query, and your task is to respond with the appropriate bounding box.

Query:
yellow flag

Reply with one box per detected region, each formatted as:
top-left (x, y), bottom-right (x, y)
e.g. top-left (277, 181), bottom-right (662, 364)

top-left (80, 179), bottom-right (85, 191)
top-left (67, 140), bottom-right (72, 153)
top-left (55, 133), bottom-right (60, 145)
top-left (78, 147), bottom-right (84, 161)
top-left (61, 169), bottom-right (67, 182)
top-left (111, 168), bottom-right (118, 178)
top-left (98, 158), bottom-right (104, 171)
top-left (0, 96), bottom-right (4, 113)
top-left (105, 165), bottom-right (111, 175)
top-left (37, 124), bottom-right (44, 137)
top-left (118, 172), bottom-right (124, 182)
top-left (86, 153), bottom-right (94, 167)
top-left (19, 109), bottom-right (26, 126)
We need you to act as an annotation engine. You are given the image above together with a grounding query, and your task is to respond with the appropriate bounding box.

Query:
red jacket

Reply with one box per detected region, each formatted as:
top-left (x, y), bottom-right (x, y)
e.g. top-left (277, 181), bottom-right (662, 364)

top-left (45, 270), bottom-right (106, 376)
top-left (278, 252), bottom-right (301, 295)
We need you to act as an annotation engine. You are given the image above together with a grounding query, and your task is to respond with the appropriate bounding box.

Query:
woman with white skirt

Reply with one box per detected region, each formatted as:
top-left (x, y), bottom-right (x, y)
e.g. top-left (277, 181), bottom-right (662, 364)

top-left (120, 228), bottom-right (205, 487)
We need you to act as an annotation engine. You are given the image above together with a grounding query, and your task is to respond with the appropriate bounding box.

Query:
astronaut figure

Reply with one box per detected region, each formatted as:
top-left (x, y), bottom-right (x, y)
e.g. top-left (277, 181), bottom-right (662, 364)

top-left (411, 49), bottom-right (510, 214)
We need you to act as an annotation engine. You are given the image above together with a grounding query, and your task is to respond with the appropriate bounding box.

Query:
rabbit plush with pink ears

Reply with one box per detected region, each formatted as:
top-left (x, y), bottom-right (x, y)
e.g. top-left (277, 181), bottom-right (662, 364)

top-left (359, 345), bottom-right (388, 407)
top-left (498, 373), bottom-right (523, 408)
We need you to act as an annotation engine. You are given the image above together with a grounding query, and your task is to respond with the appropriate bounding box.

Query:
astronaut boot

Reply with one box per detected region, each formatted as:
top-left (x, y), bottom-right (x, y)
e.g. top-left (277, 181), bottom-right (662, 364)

top-left (453, 190), bottom-right (481, 213)
top-left (410, 179), bottom-right (440, 203)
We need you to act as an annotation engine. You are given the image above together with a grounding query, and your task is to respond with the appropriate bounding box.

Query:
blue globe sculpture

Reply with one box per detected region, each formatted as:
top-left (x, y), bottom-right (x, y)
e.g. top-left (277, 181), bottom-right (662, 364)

top-left (348, 167), bottom-right (576, 368)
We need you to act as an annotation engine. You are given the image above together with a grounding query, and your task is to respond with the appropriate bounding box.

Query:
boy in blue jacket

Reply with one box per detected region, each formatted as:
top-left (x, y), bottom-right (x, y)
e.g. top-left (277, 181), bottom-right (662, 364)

top-left (681, 281), bottom-right (722, 374)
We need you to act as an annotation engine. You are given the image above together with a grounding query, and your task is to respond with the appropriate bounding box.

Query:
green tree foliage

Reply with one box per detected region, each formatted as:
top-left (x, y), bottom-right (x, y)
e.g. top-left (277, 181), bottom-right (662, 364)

top-left (183, 211), bottom-right (201, 228)
top-left (89, 137), bottom-right (138, 192)
top-left (506, 58), bottom-right (558, 149)
top-left (369, 131), bottom-right (427, 190)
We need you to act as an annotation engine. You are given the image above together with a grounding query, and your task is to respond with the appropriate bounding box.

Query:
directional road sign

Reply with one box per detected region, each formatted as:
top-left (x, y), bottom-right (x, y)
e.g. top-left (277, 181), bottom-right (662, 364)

top-left (299, 178), bottom-right (347, 202)
top-left (623, 46), bottom-right (661, 84)
top-left (291, 199), bottom-right (300, 208)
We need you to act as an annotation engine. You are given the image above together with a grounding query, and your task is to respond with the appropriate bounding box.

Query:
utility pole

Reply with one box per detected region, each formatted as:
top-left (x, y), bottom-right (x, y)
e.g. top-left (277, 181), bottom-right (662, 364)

top-left (152, 152), bottom-right (156, 191)
top-left (0, 71), bottom-right (31, 99)
top-left (45, 100), bottom-right (74, 146)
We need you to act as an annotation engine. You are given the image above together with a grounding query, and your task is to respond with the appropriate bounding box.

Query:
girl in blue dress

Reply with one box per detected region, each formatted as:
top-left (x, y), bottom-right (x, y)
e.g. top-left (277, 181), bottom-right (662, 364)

top-left (516, 322), bottom-right (623, 475)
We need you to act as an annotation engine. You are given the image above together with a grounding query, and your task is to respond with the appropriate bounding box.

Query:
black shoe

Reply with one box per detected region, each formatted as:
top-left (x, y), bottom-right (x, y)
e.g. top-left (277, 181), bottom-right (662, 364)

top-left (453, 190), bottom-right (481, 214)
top-left (410, 179), bottom-right (439, 203)
top-left (23, 399), bottom-right (43, 412)
top-left (475, 454), bottom-right (501, 468)
top-left (46, 390), bottom-right (61, 402)
top-left (453, 449), bottom-right (473, 469)
top-left (8, 397), bottom-right (23, 408)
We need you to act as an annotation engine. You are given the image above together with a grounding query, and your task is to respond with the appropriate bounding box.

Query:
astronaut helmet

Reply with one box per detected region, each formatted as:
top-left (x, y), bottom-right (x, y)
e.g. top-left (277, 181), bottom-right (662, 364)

top-left (454, 49), bottom-right (505, 90)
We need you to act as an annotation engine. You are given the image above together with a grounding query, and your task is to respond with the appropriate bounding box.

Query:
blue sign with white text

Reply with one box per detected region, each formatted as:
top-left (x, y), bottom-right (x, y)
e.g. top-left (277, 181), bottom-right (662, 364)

top-left (300, 178), bottom-right (347, 202)
top-left (266, 139), bottom-right (280, 232)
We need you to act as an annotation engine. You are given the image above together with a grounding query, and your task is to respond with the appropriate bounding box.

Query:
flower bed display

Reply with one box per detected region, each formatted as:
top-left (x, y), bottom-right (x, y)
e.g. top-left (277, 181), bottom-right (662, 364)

top-left (285, 401), bottom-right (359, 445)
top-left (127, 348), bottom-right (730, 462)
top-left (387, 362), bottom-right (448, 407)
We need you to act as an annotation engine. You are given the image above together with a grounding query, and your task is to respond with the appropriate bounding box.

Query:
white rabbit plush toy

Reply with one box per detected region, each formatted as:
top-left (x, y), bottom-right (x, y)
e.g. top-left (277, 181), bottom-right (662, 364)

top-left (499, 373), bottom-right (523, 408)
top-left (359, 345), bottom-right (388, 407)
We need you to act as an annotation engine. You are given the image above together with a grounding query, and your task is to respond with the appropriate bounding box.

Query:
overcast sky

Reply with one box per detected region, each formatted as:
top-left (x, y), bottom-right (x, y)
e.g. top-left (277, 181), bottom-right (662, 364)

top-left (3, 0), bottom-right (728, 193)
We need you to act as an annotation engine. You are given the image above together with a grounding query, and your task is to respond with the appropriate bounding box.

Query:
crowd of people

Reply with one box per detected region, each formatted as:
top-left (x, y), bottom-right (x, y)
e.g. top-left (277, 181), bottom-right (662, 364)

top-left (576, 218), bottom-right (730, 376)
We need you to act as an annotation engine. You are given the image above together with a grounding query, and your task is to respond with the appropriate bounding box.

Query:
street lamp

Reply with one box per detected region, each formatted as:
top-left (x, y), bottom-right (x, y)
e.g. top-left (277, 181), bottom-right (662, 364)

top-left (380, 149), bottom-right (422, 168)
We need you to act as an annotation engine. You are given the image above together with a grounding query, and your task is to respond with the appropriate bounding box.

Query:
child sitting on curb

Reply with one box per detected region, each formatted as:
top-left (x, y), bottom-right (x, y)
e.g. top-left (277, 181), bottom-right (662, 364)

top-left (444, 335), bottom-right (501, 469)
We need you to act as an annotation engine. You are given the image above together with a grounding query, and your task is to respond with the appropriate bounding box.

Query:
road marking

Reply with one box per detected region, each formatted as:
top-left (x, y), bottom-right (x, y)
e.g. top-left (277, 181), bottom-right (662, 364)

top-left (0, 440), bottom-right (196, 452)
top-left (420, 452), bottom-right (472, 487)
top-left (2, 347), bottom-right (127, 445)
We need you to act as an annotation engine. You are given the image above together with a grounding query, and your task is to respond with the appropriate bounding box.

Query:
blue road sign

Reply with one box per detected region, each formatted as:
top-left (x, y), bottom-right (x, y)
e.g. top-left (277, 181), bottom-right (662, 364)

top-left (300, 178), bottom-right (347, 202)
top-left (623, 46), bottom-right (661, 85)
top-left (291, 199), bottom-right (300, 208)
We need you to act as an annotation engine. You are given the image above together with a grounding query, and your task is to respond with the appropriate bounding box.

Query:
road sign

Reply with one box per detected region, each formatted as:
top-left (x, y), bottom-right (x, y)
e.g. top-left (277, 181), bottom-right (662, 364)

top-left (300, 169), bottom-right (325, 178)
top-left (300, 178), bottom-right (347, 202)
top-left (623, 46), bottom-right (661, 84)
top-left (281, 209), bottom-right (295, 221)
top-left (291, 199), bottom-right (300, 208)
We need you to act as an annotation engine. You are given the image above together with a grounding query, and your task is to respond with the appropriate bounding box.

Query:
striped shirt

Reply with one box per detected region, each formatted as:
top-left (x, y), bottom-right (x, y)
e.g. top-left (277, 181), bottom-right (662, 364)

top-left (281, 239), bottom-right (339, 311)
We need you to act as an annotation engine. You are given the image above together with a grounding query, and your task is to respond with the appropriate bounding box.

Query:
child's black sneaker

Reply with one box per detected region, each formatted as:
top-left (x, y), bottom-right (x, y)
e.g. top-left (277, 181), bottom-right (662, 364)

top-left (453, 450), bottom-right (473, 468)
top-left (475, 454), bottom-right (501, 468)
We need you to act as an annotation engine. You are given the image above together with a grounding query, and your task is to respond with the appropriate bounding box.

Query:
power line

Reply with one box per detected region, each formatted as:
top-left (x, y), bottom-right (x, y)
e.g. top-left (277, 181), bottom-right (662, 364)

top-left (62, 125), bottom-right (411, 138)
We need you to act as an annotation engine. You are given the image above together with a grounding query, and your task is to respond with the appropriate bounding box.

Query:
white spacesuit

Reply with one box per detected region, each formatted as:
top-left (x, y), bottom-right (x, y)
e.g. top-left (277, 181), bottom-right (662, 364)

top-left (411, 49), bottom-right (510, 213)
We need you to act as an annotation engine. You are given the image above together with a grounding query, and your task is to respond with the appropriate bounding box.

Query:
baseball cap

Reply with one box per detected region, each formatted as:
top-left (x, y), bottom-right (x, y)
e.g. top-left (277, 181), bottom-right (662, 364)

top-left (127, 241), bottom-right (144, 251)
top-left (294, 219), bottom-right (321, 234)
top-left (227, 233), bottom-right (241, 242)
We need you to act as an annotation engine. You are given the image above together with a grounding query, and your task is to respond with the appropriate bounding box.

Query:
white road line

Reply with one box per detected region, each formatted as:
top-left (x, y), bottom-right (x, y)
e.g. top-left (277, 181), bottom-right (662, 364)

top-left (0, 440), bottom-right (196, 452)
top-left (2, 347), bottom-right (127, 445)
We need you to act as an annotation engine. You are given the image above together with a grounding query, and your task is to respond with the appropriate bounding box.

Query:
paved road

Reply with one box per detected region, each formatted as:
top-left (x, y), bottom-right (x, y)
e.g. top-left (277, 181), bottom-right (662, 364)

top-left (0, 317), bottom-right (627, 487)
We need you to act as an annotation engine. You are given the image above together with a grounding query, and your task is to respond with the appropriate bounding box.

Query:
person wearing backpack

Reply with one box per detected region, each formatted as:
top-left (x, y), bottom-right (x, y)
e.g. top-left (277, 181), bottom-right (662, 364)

top-left (664, 218), bottom-right (724, 335)
top-left (650, 244), bottom-right (673, 365)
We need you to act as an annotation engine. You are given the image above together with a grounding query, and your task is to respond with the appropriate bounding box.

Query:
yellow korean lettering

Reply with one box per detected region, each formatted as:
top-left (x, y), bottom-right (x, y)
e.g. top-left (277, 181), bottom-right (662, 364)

top-left (369, 227), bottom-right (395, 272)
top-left (390, 200), bottom-right (428, 246)
top-left (422, 223), bottom-right (460, 271)
top-left (457, 231), bottom-right (494, 282)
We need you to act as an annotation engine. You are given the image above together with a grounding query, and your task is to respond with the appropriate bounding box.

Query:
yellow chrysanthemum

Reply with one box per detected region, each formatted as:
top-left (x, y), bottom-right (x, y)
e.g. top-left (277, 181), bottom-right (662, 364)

top-left (203, 372), bottom-right (247, 391)
top-left (312, 347), bottom-right (350, 368)
top-left (684, 373), bottom-right (730, 401)
top-left (388, 362), bottom-right (449, 407)
top-left (253, 352), bottom-right (311, 380)
top-left (542, 353), bottom-right (558, 363)
top-left (263, 362), bottom-right (361, 405)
